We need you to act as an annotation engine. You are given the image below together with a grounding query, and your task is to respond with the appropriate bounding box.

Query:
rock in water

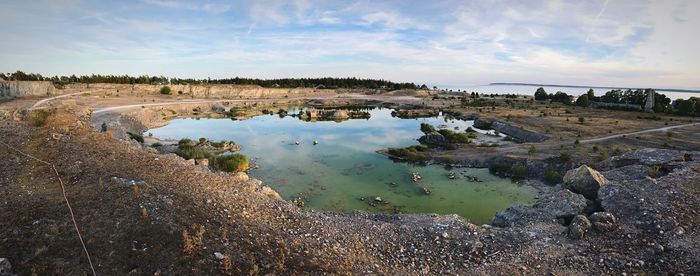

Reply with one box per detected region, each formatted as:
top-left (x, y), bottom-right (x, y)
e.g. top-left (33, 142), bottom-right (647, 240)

top-left (418, 132), bottom-right (449, 145)
top-left (589, 212), bottom-right (618, 232)
top-left (563, 165), bottom-right (609, 199)
top-left (568, 215), bottom-right (592, 239)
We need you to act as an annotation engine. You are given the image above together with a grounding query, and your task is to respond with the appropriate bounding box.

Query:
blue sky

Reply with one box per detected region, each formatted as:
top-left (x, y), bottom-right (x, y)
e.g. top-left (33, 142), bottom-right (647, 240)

top-left (1, 0), bottom-right (698, 88)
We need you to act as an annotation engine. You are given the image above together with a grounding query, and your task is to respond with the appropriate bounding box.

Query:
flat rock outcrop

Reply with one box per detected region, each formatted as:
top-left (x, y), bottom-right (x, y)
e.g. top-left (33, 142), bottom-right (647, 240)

top-left (493, 188), bottom-right (588, 227)
top-left (418, 132), bottom-right (449, 146)
top-left (562, 165), bottom-right (609, 199)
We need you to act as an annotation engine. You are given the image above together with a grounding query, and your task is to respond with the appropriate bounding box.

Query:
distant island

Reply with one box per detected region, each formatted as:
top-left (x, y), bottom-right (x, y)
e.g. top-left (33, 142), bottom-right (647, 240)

top-left (490, 82), bottom-right (700, 93)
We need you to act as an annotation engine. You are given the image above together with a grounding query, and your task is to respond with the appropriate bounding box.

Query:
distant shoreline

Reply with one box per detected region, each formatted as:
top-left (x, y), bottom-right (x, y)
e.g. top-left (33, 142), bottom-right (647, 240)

top-left (489, 82), bottom-right (700, 93)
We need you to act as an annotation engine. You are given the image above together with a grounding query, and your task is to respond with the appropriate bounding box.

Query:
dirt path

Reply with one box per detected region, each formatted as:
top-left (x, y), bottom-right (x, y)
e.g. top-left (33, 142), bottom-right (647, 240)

top-left (30, 90), bottom-right (100, 109)
top-left (580, 122), bottom-right (700, 143)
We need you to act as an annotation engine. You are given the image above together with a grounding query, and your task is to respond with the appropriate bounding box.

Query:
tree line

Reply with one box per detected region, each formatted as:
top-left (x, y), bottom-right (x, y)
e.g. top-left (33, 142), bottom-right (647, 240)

top-left (534, 87), bottom-right (700, 116)
top-left (0, 71), bottom-right (423, 90)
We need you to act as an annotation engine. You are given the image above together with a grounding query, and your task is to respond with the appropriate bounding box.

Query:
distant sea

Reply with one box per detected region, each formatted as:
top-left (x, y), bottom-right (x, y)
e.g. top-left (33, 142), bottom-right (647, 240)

top-left (448, 83), bottom-right (700, 101)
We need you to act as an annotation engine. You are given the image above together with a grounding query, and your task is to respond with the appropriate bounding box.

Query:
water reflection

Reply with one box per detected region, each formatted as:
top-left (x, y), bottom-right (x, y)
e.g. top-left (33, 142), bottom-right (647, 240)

top-left (148, 108), bottom-right (536, 224)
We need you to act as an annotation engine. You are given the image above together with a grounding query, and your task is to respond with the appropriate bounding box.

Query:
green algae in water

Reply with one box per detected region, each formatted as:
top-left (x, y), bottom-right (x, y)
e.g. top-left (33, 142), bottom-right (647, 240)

top-left (148, 108), bottom-right (536, 224)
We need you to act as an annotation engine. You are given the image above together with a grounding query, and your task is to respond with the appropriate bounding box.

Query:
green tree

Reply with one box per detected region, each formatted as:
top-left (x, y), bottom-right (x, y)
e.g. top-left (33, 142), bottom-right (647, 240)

top-left (160, 86), bottom-right (172, 95)
top-left (528, 145), bottom-right (536, 156)
top-left (534, 87), bottom-right (548, 100)
top-left (675, 99), bottom-right (696, 115)
top-left (576, 94), bottom-right (590, 107)
top-left (586, 89), bottom-right (595, 100)
top-left (420, 123), bottom-right (436, 134)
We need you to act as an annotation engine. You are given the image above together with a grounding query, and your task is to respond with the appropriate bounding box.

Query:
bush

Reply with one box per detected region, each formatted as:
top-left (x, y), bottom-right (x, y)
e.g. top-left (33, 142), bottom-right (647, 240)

top-left (437, 129), bottom-right (472, 143)
top-left (198, 137), bottom-right (207, 144)
top-left (27, 109), bottom-right (51, 127)
top-left (211, 154), bottom-right (249, 172)
top-left (127, 132), bottom-right (144, 143)
top-left (151, 142), bottom-right (163, 148)
top-left (387, 145), bottom-right (428, 162)
top-left (578, 117), bottom-right (585, 123)
top-left (209, 140), bottom-right (231, 148)
top-left (420, 123), bottom-right (436, 134)
top-left (545, 168), bottom-right (562, 184)
top-left (178, 138), bottom-right (196, 148)
top-left (176, 147), bottom-right (211, 160)
top-left (648, 165), bottom-right (663, 178)
top-left (528, 145), bottom-right (536, 156)
top-left (559, 152), bottom-right (571, 162)
top-left (510, 164), bottom-right (527, 180)
top-left (160, 86), bottom-right (172, 95)
top-left (101, 122), bottom-right (108, 132)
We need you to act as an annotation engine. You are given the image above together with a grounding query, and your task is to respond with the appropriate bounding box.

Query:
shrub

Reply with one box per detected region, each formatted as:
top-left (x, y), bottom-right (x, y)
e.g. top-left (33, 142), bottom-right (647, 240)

top-left (127, 132), bottom-right (144, 143)
top-left (211, 154), bottom-right (249, 172)
top-left (648, 165), bottom-right (663, 178)
top-left (27, 109), bottom-right (51, 127)
top-left (559, 152), bottom-right (571, 162)
top-left (387, 145), bottom-right (427, 161)
top-left (178, 138), bottom-right (196, 148)
top-left (151, 142), bottom-right (163, 148)
top-left (528, 145), bottom-right (536, 156)
top-left (199, 137), bottom-right (207, 144)
top-left (176, 147), bottom-right (211, 160)
top-left (209, 141), bottom-right (229, 148)
top-left (160, 86), bottom-right (172, 95)
top-left (578, 117), bottom-right (585, 123)
top-left (510, 164), bottom-right (527, 180)
top-left (592, 145), bottom-right (599, 152)
top-left (420, 123), bottom-right (436, 134)
top-left (545, 168), bottom-right (562, 184)
top-left (437, 129), bottom-right (472, 143)
top-left (101, 122), bottom-right (108, 132)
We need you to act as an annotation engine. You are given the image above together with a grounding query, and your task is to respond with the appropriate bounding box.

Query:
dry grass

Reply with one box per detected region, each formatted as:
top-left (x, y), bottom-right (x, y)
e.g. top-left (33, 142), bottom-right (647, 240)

top-left (220, 255), bottom-right (232, 275)
top-left (182, 224), bottom-right (205, 255)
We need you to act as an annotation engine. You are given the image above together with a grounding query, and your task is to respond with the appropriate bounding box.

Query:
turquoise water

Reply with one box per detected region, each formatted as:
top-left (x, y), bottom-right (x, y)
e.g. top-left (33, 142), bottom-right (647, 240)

top-left (148, 108), bottom-right (536, 224)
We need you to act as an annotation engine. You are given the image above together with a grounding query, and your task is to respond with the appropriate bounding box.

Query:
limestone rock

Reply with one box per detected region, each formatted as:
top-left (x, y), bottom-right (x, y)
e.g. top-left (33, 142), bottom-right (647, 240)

top-left (195, 158), bottom-right (209, 167)
top-left (563, 165), bottom-right (608, 199)
top-left (233, 172), bottom-right (249, 182)
top-left (473, 118), bottom-right (492, 129)
top-left (418, 132), bottom-right (449, 145)
top-left (261, 186), bottom-right (282, 200)
top-left (493, 189), bottom-right (587, 227)
top-left (185, 159), bottom-right (196, 165)
top-left (533, 189), bottom-right (588, 219)
top-left (568, 215), bottom-right (592, 239)
top-left (612, 148), bottom-right (687, 167)
top-left (589, 212), bottom-right (618, 232)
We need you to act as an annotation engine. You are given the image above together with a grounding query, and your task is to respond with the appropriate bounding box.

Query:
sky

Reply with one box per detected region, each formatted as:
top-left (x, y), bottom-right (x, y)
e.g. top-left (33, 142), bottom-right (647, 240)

top-left (0, 0), bottom-right (698, 89)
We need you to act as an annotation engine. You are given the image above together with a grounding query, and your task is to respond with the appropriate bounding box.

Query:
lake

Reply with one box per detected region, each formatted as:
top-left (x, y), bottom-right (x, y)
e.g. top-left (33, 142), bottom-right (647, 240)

top-left (148, 108), bottom-right (537, 224)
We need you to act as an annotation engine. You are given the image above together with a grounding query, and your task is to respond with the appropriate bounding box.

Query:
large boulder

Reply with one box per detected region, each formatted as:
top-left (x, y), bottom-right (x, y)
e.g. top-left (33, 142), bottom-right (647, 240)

top-left (418, 132), bottom-right (449, 145)
top-left (492, 188), bottom-right (588, 227)
top-left (568, 215), bottom-right (592, 239)
top-left (589, 212), bottom-right (618, 232)
top-left (473, 118), bottom-right (492, 129)
top-left (563, 165), bottom-right (609, 199)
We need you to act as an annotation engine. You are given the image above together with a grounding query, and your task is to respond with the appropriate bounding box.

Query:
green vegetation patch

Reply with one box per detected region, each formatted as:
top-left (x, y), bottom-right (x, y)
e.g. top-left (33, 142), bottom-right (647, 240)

top-left (27, 109), bottom-right (51, 127)
top-left (211, 153), bottom-right (249, 172)
top-left (127, 132), bottom-right (144, 143)
top-left (437, 129), bottom-right (472, 144)
top-left (387, 145), bottom-right (428, 162)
